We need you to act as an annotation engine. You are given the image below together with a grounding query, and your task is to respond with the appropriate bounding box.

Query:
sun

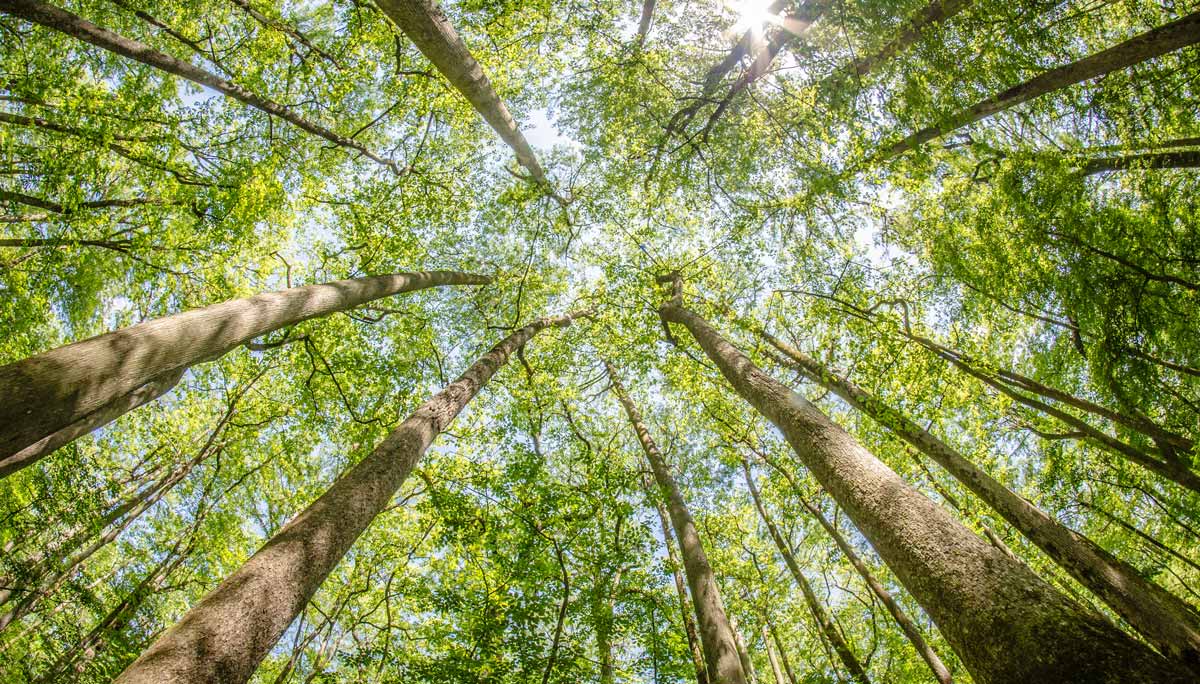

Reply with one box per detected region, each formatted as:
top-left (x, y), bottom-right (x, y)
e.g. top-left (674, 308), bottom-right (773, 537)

top-left (731, 0), bottom-right (776, 33)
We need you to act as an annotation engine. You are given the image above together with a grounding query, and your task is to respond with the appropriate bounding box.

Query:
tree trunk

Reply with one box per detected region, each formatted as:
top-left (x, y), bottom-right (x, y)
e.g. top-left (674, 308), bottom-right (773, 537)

top-left (761, 330), bottom-right (1200, 674)
top-left (749, 449), bottom-right (952, 683)
top-left (728, 613), bottom-right (758, 684)
top-left (762, 625), bottom-right (787, 684)
top-left (0, 369), bottom-right (184, 480)
top-left (606, 360), bottom-right (747, 684)
top-left (878, 11), bottom-right (1200, 160)
top-left (113, 311), bottom-right (584, 684)
top-left (643, 469), bottom-right (710, 684)
top-left (0, 270), bottom-right (488, 472)
top-left (1081, 149), bottom-right (1200, 175)
top-left (0, 0), bottom-right (401, 172)
top-left (765, 620), bottom-right (798, 684)
top-left (659, 299), bottom-right (1193, 683)
top-left (741, 460), bottom-right (871, 684)
top-left (372, 0), bottom-right (548, 184)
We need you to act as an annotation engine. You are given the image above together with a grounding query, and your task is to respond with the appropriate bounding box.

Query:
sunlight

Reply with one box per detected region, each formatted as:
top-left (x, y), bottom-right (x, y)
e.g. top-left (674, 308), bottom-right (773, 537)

top-left (731, 0), bottom-right (776, 33)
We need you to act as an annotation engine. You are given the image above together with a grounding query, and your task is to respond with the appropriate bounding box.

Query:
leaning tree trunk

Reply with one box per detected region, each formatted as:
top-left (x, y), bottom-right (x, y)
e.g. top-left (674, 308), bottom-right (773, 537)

top-left (762, 331), bottom-right (1200, 672)
top-left (1081, 149), bottom-right (1200, 175)
top-left (0, 0), bottom-right (401, 172)
top-left (372, 0), bottom-right (548, 184)
top-left (748, 450), bottom-right (952, 683)
top-left (606, 360), bottom-right (748, 684)
top-left (643, 469), bottom-right (710, 684)
top-left (0, 270), bottom-right (488, 474)
top-left (877, 10), bottom-right (1200, 160)
top-left (659, 298), bottom-right (1193, 683)
top-left (113, 311), bottom-right (584, 684)
top-left (741, 460), bottom-right (871, 684)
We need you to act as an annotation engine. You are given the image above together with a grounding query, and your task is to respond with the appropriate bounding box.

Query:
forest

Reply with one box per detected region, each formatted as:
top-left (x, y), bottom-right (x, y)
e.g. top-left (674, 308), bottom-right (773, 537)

top-left (0, 0), bottom-right (1198, 681)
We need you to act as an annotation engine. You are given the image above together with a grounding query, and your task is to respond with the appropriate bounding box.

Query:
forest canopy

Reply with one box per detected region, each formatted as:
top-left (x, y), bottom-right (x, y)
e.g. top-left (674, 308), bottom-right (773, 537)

top-left (1, 0), bottom-right (1199, 682)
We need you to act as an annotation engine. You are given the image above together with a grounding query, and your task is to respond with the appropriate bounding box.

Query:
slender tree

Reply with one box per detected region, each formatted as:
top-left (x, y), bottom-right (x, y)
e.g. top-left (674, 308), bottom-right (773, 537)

top-left (372, 0), bottom-right (549, 185)
top-left (877, 11), bottom-right (1200, 160)
top-left (0, 0), bottom-right (402, 172)
top-left (741, 458), bottom-right (872, 684)
top-left (114, 310), bottom-right (586, 684)
top-left (0, 270), bottom-right (488, 473)
top-left (761, 330), bottom-right (1200, 671)
top-left (605, 360), bottom-right (748, 684)
top-left (658, 286), bottom-right (1194, 683)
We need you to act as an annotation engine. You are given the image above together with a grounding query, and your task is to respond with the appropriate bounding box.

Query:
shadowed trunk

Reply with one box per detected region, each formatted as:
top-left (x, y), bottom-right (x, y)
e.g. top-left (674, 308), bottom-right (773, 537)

top-left (114, 310), bottom-right (584, 684)
top-left (659, 299), bottom-right (1193, 683)
top-left (643, 469), bottom-right (710, 684)
top-left (878, 11), bottom-right (1200, 160)
top-left (762, 331), bottom-right (1200, 672)
top-left (0, 0), bottom-right (401, 172)
top-left (1081, 149), bottom-right (1200, 175)
top-left (747, 448), bottom-right (952, 683)
top-left (372, 0), bottom-right (548, 184)
top-left (606, 360), bottom-right (747, 684)
top-left (0, 270), bottom-right (488, 473)
top-left (741, 460), bottom-right (871, 684)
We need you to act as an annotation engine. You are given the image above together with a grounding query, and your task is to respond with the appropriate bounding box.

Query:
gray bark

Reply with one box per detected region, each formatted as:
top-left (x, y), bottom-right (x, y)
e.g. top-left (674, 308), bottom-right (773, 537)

top-left (606, 360), bottom-right (747, 684)
top-left (763, 332), bottom-right (1200, 673)
top-left (879, 11), bottom-right (1200, 160)
top-left (372, 0), bottom-right (548, 183)
top-left (660, 300), bottom-right (1193, 683)
top-left (114, 311), bottom-right (584, 684)
top-left (0, 270), bottom-right (488, 471)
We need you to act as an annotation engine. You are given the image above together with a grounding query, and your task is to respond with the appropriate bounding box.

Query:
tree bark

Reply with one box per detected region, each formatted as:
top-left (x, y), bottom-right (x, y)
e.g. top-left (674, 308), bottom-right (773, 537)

top-left (762, 330), bottom-right (1200, 674)
top-left (747, 450), bottom-right (952, 683)
top-left (765, 620), bottom-right (798, 684)
top-left (606, 360), bottom-right (747, 684)
top-left (642, 469), bottom-right (710, 684)
top-left (372, 0), bottom-right (548, 184)
top-left (741, 460), bottom-right (871, 684)
top-left (878, 11), bottom-right (1200, 160)
top-left (0, 369), bottom-right (183, 480)
top-left (1081, 149), bottom-right (1200, 175)
top-left (762, 625), bottom-right (787, 684)
top-left (0, 270), bottom-right (488, 472)
top-left (0, 0), bottom-right (400, 172)
top-left (659, 300), bottom-right (1193, 683)
top-left (114, 310), bottom-right (584, 684)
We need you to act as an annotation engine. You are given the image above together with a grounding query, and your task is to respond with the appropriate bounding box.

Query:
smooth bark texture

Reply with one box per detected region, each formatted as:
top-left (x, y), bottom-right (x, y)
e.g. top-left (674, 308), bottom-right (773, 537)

top-left (643, 469), bottom-right (710, 684)
top-left (0, 369), bottom-right (183, 480)
top-left (0, 270), bottom-right (488, 470)
top-left (606, 361), bottom-right (747, 684)
top-left (660, 300), bottom-right (1193, 683)
top-left (372, 0), bottom-right (547, 183)
top-left (0, 0), bottom-right (401, 172)
top-left (878, 11), bottom-right (1200, 160)
top-left (742, 460), bottom-right (871, 684)
top-left (747, 449), bottom-right (952, 683)
top-left (762, 332), bottom-right (1200, 672)
top-left (114, 311), bottom-right (584, 684)
top-left (762, 625), bottom-right (787, 684)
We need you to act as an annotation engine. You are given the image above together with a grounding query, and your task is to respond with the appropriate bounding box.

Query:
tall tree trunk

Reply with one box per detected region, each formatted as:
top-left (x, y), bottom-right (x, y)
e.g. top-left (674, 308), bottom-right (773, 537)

top-left (762, 625), bottom-right (787, 684)
top-left (1081, 149), bottom-right (1200, 175)
top-left (877, 11), bottom-right (1200, 160)
top-left (0, 0), bottom-right (401, 173)
top-left (642, 469), bottom-right (710, 684)
top-left (114, 311), bottom-right (584, 684)
top-left (659, 297), bottom-right (1193, 683)
top-left (606, 360), bottom-right (747, 684)
top-left (728, 613), bottom-right (758, 684)
top-left (762, 331), bottom-right (1200, 671)
top-left (0, 270), bottom-right (488, 472)
top-left (765, 620), bottom-right (798, 684)
top-left (0, 369), bottom-right (184, 480)
top-left (741, 460), bottom-right (872, 684)
top-left (747, 450), bottom-right (952, 683)
top-left (372, 0), bottom-right (548, 184)
top-left (634, 0), bottom-right (656, 47)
